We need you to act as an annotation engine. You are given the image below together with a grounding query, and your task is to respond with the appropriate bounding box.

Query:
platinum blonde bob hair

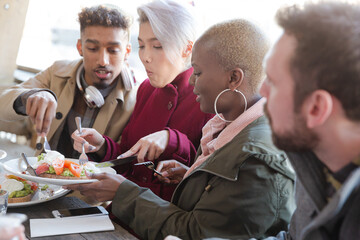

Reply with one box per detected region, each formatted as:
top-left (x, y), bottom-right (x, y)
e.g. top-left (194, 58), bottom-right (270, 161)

top-left (137, 0), bottom-right (197, 68)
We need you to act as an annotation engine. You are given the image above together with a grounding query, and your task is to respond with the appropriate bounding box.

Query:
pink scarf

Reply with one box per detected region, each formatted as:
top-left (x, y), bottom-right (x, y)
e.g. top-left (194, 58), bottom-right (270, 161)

top-left (184, 98), bottom-right (266, 178)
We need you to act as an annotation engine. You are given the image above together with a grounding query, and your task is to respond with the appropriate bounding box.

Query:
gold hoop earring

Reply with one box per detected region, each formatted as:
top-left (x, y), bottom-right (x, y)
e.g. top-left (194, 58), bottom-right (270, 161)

top-left (214, 89), bottom-right (247, 123)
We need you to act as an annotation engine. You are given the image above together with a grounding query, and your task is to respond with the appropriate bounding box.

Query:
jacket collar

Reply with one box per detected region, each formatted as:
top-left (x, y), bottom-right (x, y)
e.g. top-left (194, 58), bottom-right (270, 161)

top-left (287, 151), bottom-right (332, 211)
top-left (300, 167), bottom-right (360, 239)
top-left (190, 116), bottom-right (294, 181)
top-left (164, 67), bottom-right (193, 97)
top-left (53, 59), bottom-right (82, 78)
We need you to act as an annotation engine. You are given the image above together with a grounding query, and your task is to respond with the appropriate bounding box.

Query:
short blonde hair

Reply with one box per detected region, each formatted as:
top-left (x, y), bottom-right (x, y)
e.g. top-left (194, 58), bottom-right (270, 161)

top-left (198, 19), bottom-right (269, 93)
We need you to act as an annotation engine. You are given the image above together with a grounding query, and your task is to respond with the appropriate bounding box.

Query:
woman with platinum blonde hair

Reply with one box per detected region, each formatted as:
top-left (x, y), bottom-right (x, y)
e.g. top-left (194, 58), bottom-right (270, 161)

top-left (68, 19), bottom-right (295, 239)
top-left (138, 0), bottom-right (197, 69)
top-left (71, 0), bottom-right (212, 201)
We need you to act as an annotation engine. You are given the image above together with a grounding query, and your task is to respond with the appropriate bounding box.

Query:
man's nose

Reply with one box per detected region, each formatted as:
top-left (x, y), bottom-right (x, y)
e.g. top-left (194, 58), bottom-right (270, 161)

top-left (98, 50), bottom-right (110, 66)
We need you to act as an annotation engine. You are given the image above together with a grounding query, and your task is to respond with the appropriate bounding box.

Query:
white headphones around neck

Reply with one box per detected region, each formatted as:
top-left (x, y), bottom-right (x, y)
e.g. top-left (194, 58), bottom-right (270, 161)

top-left (76, 64), bottom-right (105, 108)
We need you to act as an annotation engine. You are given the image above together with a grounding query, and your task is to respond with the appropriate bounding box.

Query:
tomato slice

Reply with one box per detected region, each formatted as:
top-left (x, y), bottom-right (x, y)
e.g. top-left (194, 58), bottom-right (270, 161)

top-left (52, 158), bottom-right (65, 175)
top-left (28, 181), bottom-right (38, 191)
top-left (63, 159), bottom-right (74, 169)
top-left (68, 163), bottom-right (81, 177)
top-left (35, 163), bottom-right (50, 175)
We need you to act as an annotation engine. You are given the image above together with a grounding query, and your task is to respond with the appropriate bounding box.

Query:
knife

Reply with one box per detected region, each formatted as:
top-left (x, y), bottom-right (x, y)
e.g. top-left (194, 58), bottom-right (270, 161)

top-left (21, 153), bottom-right (38, 176)
top-left (95, 155), bottom-right (137, 168)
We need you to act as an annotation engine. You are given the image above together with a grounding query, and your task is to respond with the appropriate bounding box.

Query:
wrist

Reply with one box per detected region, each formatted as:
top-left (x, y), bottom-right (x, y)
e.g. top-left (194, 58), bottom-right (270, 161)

top-left (95, 137), bottom-right (106, 158)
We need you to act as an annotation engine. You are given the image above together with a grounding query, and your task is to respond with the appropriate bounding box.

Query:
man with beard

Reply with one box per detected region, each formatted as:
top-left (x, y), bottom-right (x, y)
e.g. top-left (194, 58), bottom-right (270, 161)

top-left (0, 5), bottom-right (137, 158)
top-left (259, 1), bottom-right (360, 239)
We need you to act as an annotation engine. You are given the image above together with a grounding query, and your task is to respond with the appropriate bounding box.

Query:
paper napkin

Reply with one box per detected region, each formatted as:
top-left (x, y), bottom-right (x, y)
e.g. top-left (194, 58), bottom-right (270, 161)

top-left (30, 215), bottom-right (114, 238)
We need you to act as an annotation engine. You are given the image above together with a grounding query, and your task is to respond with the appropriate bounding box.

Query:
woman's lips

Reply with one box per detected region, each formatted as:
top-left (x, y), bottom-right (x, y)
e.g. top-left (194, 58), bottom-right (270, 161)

top-left (146, 70), bottom-right (153, 76)
top-left (193, 90), bottom-right (200, 102)
top-left (196, 95), bottom-right (200, 102)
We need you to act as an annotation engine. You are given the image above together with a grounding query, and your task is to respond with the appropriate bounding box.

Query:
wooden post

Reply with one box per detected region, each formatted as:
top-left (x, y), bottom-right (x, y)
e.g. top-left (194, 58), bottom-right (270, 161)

top-left (0, 0), bottom-right (29, 85)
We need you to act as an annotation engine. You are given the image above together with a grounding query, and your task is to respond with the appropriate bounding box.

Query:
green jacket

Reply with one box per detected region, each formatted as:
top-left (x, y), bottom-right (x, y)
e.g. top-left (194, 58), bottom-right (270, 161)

top-left (112, 116), bottom-right (296, 240)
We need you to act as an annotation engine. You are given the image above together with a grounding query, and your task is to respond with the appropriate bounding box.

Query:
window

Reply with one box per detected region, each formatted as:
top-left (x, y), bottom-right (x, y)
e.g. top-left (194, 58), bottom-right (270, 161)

top-left (16, 0), bottom-right (149, 80)
top-left (16, 0), bottom-right (319, 80)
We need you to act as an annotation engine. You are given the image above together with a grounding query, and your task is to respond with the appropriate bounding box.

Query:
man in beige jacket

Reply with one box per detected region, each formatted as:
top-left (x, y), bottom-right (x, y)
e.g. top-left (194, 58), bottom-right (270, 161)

top-left (0, 5), bottom-right (137, 158)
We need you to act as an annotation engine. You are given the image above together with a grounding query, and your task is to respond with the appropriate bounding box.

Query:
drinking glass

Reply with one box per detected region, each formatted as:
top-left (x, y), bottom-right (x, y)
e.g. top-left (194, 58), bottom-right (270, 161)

top-left (0, 150), bottom-right (6, 160)
top-left (0, 213), bottom-right (27, 240)
top-left (0, 190), bottom-right (8, 215)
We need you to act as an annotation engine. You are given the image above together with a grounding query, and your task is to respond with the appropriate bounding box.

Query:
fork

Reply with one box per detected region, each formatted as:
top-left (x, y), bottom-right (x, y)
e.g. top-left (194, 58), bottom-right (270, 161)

top-left (35, 136), bottom-right (51, 152)
top-left (134, 161), bottom-right (163, 176)
top-left (43, 136), bottom-right (51, 153)
top-left (75, 116), bottom-right (88, 165)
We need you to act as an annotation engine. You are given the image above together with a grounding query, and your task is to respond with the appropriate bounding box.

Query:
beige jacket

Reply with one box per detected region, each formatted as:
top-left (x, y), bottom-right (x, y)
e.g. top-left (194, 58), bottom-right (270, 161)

top-left (0, 59), bottom-right (137, 155)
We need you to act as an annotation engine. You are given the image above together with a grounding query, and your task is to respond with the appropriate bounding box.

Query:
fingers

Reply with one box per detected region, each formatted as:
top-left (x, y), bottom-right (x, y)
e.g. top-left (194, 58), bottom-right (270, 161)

top-left (162, 167), bottom-right (185, 184)
top-left (155, 160), bottom-right (181, 184)
top-left (63, 181), bottom-right (98, 192)
top-left (79, 128), bottom-right (104, 150)
top-left (148, 147), bottom-right (163, 161)
top-left (73, 140), bottom-right (83, 153)
top-left (90, 172), bottom-right (109, 180)
top-left (74, 141), bottom-right (96, 153)
top-left (156, 160), bottom-right (176, 173)
top-left (42, 100), bottom-right (57, 136)
top-left (64, 173), bottom-right (125, 202)
top-left (71, 130), bottom-right (84, 142)
top-left (72, 130), bottom-right (86, 153)
top-left (126, 140), bottom-right (160, 162)
top-left (124, 131), bottom-right (169, 162)
top-left (137, 143), bottom-right (150, 162)
top-left (155, 160), bottom-right (188, 184)
top-left (71, 128), bottom-right (103, 153)
top-left (156, 161), bottom-right (165, 173)
top-left (73, 128), bottom-right (94, 139)
top-left (147, 144), bottom-right (156, 161)
top-left (26, 91), bottom-right (57, 136)
top-left (154, 147), bottom-right (163, 160)
top-left (120, 145), bottom-right (140, 159)
top-left (84, 142), bottom-right (97, 153)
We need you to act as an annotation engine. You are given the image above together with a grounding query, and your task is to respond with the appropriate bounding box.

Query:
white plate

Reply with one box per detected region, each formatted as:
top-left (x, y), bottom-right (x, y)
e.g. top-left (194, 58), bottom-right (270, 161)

top-left (1, 157), bottom-right (116, 186)
top-left (8, 184), bottom-right (70, 208)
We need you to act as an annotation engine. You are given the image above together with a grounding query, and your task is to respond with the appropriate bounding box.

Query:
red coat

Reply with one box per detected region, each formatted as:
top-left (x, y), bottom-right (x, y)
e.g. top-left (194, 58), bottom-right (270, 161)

top-left (102, 68), bottom-right (213, 201)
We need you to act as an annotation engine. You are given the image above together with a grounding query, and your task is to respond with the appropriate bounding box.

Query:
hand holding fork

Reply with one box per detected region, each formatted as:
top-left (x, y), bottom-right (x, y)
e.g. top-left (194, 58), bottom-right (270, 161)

top-left (75, 117), bottom-right (88, 165)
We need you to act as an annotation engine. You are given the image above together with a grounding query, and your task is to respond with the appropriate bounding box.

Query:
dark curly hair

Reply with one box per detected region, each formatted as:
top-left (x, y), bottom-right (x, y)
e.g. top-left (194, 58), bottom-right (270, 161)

top-left (276, 1), bottom-right (360, 121)
top-left (78, 4), bottom-right (133, 41)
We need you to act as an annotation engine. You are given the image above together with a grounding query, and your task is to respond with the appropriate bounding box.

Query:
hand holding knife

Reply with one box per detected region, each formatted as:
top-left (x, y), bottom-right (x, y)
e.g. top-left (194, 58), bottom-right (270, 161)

top-left (94, 156), bottom-right (163, 177)
top-left (94, 155), bottom-right (137, 168)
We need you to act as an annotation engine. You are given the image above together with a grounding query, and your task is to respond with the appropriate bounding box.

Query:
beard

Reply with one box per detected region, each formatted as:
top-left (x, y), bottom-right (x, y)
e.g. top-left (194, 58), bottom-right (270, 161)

top-left (93, 77), bottom-right (117, 89)
top-left (93, 81), bottom-right (109, 89)
top-left (264, 105), bottom-right (319, 152)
